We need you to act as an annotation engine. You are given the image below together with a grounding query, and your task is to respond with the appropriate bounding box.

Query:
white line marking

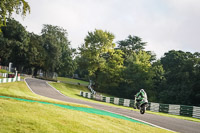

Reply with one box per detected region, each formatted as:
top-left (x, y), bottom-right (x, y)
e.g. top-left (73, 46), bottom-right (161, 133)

top-left (24, 78), bottom-right (37, 95)
top-left (46, 82), bottom-right (68, 97)
top-left (98, 108), bottom-right (176, 132)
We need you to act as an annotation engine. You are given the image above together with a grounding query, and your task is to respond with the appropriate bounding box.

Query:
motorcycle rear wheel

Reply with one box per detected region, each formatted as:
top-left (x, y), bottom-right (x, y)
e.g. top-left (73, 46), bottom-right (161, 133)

top-left (140, 104), bottom-right (146, 114)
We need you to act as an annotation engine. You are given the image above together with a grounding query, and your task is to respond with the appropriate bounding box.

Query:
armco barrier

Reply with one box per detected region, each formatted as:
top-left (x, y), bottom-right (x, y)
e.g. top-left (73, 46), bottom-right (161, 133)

top-left (80, 91), bottom-right (200, 119)
top-left (0, 73), bottom-right (8, 78)
top-left (168, 105), bottom-right (180, 115)
top-left (0, 76), bottom-right (20, 83)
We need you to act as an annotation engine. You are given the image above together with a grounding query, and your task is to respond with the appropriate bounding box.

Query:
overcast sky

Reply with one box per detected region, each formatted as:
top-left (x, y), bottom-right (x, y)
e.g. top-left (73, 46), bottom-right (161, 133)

top-left (14, 0), bottom-right (200, 58)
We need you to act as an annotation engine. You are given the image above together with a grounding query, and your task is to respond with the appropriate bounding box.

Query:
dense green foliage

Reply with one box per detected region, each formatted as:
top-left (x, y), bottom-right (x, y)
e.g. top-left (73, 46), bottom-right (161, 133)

top-left (159, 51), bottom-right (200, 105)
top-left (0, 18), bottom-right (75, 77)
top-left (76, 31), bottom-right (200, 106)
top-left (0, 0), bottom-right (30, 30)
top-left (78, 30), bottom-right (124, 93)
top-left (0, 18), bottom-right (199, 106)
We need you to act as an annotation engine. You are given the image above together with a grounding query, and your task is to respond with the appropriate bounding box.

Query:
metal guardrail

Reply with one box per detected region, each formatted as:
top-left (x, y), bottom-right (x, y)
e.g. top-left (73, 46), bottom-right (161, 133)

top-left (80, 91), bottom-right (200, 119)
top-left (0, 76), bottom-right (21, 83)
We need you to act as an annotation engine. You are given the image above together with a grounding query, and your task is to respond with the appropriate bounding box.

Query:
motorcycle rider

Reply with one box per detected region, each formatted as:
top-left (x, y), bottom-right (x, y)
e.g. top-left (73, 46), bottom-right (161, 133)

top-left (134, 89), bottom-right (148, 109)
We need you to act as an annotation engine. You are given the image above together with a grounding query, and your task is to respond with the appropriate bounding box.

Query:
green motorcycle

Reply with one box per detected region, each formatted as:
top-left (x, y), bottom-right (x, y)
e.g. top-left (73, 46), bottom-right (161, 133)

top-left (133, 96), bottom-right (148, 114)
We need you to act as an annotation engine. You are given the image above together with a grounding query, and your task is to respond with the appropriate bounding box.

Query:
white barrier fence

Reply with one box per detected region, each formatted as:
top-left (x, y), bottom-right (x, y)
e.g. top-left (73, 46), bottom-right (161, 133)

top-left (0, 76), bottom-right (21, 83)
top-left (0, 73), bottom-right (8, 78)
top-left (80, 91), bottom-right (200, 119)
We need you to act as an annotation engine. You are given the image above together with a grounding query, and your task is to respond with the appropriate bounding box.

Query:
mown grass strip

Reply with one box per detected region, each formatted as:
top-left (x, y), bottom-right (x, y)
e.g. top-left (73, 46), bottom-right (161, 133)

top-left (1, 98), bottom-right (173, 133)
top-left (0, 96), bottom-right (148, 125)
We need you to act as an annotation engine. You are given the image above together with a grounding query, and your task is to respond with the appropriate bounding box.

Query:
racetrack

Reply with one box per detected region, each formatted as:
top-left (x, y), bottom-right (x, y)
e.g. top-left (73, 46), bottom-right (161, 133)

top-left (25, 78), bottom-right (200, 133)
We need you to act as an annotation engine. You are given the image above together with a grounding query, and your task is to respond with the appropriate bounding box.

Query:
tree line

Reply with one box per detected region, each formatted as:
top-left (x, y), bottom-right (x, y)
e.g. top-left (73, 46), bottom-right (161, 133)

top-left (0, 18), bottom-right (75, 77)
top-left (75, 29), bottom-right (200, 106)
top-left (0, 18), bottom-right (199, 106)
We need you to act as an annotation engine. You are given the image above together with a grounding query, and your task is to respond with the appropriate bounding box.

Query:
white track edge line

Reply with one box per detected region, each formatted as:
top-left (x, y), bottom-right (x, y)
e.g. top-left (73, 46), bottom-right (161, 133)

top-left (24, 78), bottom-right (80, 105)
top-left (99, 108), bottom-right (176, 132)
top-left (46, 82), bottom-right (68, 97)
top-left (24, 78), bottom-right (37, 95)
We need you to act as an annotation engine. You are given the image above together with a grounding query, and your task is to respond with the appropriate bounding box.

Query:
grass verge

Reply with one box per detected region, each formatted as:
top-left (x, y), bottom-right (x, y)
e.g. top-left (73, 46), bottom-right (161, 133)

top-left (0, 81), bottom-right (173, 133)
top-left (0, 82), bottom-right (90, 108)
top-left (50, 82), bottom-right (200, 123)
top-left (0, 98), bottom-right (172, 133)
top-left (57, 77), bottom-right (89, 86)
top-left (0, 69), bottom-right (10, 73)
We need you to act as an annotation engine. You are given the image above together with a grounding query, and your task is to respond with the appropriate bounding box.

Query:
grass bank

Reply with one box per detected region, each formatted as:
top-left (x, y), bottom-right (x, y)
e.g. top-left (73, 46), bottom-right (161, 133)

top-left (0, 69), bottom-right (9, 73)
top-left (0, 82), bottom-right (89, 108)
top-left (0, 81), bottom-right (173, 133)
top-left (57, 77), bottom-right (89, 86)
top-left (0, 98), bottom-right (172, 133)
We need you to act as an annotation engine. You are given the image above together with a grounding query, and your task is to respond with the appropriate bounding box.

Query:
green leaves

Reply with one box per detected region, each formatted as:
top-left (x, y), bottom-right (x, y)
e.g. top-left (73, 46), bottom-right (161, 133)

top-left (0, 20), bottom-right (74, 77)
top-left (0, 0), bottom-right (30, 31)
top-left (117, 35), bottom-right (146, 59)
top-left (41, 24), bottom-right (73, 75)
top-left (159, 50), bottom-right (200, 105)
top-left (0, 18), bottom-right (29, 69)
top-left (80, 29), bottom-right (116, 77)
top-left (123, 51), bottom-right (153, 95)
top-left (78, 29), bottom-right (124, 91)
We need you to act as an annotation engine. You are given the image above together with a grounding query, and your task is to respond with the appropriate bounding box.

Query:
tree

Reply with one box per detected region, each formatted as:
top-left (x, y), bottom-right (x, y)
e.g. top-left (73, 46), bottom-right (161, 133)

top-left (79, 29), bottom-right (115, 82)
top-left (79, 29), bottom-right (125, 92)
top-left (96, 49), bottom-right (124, 94)
top-left (122, 50), bottom-right (154, 99)
top-left (58, 48), bottom-right (76, 77)
top-left (41, 24), bottom-right (74, 76)
top-left (0, 18), bottom-right (29, 71)
top-left (151, 60), bottom-right (165, 101)
top-left (191, 52), bottom-right (200, 105)
top-left (0, 32), bottom-right (12, 64)
top-left (27, 32), bottom-right (46, 75)
top-left (159, 50), bottom-right (200, 105)
top-left (74, 55), bottom-right (90, 80)
top-left (117, 35), bottom-right (146, 59)
top-left (0, 0), bottom-right (30, 30)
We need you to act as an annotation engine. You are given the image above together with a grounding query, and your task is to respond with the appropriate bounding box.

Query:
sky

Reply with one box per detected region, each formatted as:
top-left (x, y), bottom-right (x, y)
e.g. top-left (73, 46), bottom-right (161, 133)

top-left (14, 0), bottom-right (200, 58)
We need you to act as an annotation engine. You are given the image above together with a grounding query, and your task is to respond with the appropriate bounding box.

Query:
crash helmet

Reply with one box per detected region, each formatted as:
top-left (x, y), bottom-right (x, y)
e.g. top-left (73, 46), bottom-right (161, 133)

top-left (140, 89), bottom-right (144, 93)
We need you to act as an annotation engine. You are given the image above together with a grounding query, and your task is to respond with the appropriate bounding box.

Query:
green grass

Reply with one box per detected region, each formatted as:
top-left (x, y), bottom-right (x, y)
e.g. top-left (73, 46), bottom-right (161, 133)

top-left (147, 111), bottom-right (200, 122)
top-left (49, 83), bottom-right (115, 102)
top-left (0, 82), bottom-right (90, 108)
top-left (49, 82), bottom-right (90, 97)
top-left (0, 98), bottom-right (172, 133)
top-left (0, 69), bottom-right (9, 73)
top-left (57, 77), bottom-right (89, 86)
top-left (0, 82), bottom-right (173, 133)
top-left (50, 82), bottom-right (200, 123)
top-left (20, 76), bottom-right (25, 79)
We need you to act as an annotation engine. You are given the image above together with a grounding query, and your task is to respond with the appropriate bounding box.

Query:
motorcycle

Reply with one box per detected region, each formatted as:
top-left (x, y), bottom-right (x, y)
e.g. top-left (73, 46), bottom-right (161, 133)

top-left (133, 96), bottom-right (148, 114)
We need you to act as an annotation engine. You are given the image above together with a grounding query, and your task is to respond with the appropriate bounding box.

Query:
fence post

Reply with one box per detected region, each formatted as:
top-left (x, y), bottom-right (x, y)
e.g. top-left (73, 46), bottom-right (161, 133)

top-left (193, 106), bottom-right (200, 119)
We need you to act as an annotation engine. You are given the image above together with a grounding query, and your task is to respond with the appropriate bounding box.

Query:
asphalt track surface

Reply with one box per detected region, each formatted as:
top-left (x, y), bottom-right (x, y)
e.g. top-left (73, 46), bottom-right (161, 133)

top-left (25, 78), bottom-right (200, 133)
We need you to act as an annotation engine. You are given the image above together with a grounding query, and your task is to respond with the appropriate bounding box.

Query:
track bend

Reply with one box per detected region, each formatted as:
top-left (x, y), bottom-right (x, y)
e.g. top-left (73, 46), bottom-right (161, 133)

top-left (25, 78), bottom-right (200, 133)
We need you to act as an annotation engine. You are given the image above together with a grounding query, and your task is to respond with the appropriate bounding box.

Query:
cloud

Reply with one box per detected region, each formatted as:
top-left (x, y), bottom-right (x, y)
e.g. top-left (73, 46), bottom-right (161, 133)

top-left (13, 0), bottom-right (200, 58)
